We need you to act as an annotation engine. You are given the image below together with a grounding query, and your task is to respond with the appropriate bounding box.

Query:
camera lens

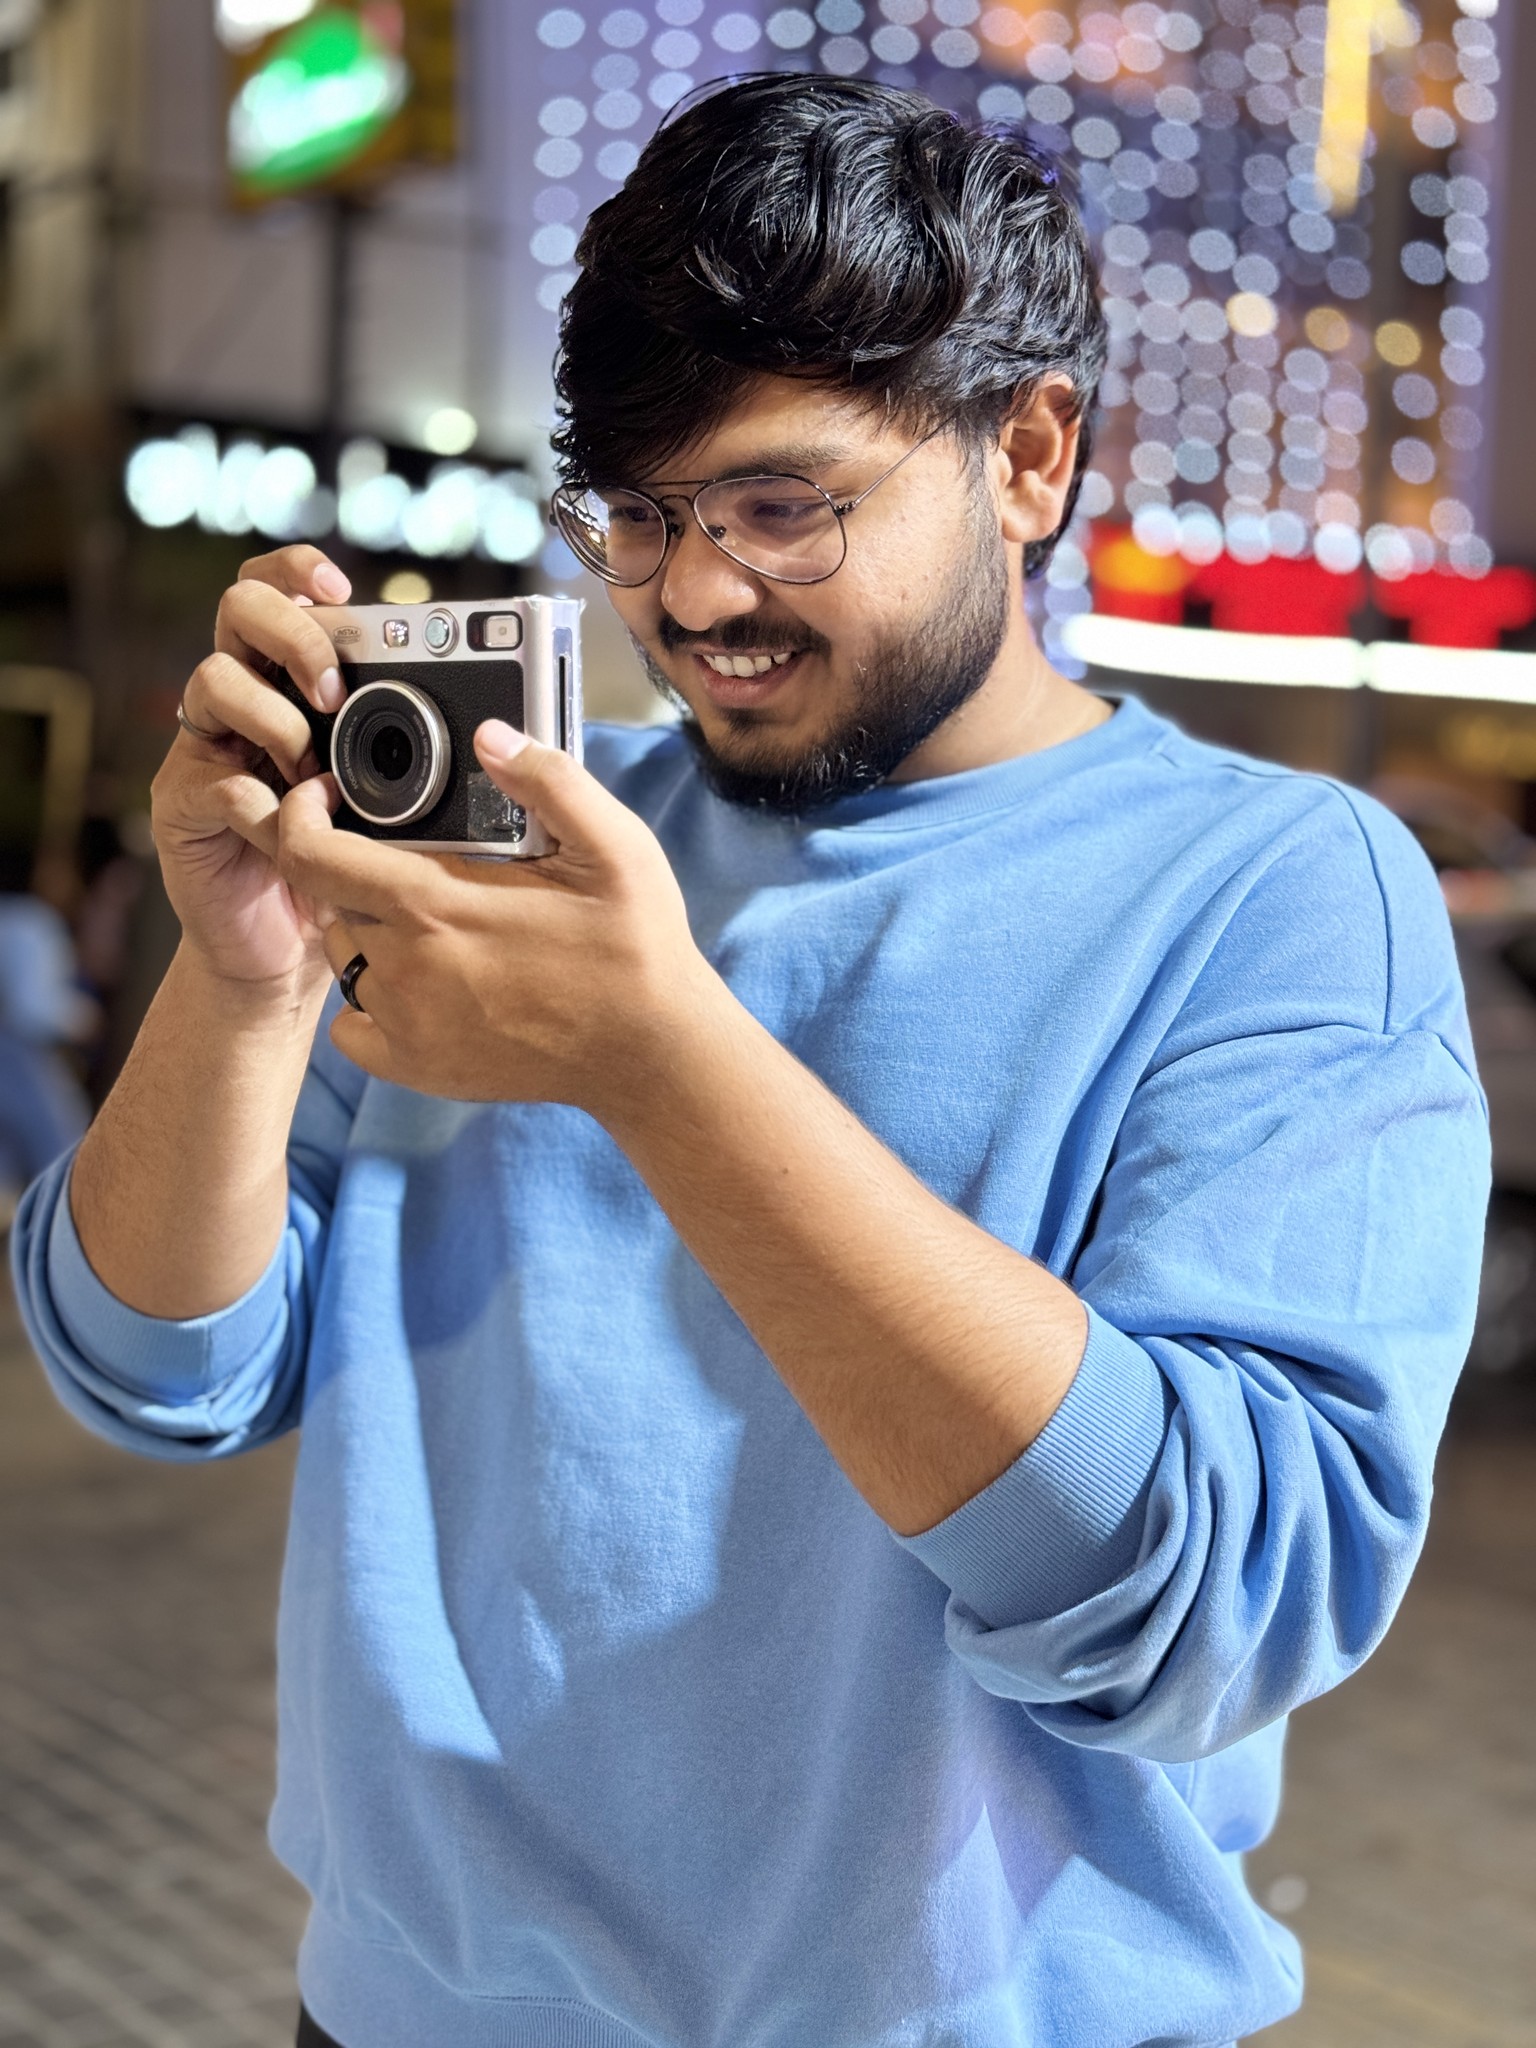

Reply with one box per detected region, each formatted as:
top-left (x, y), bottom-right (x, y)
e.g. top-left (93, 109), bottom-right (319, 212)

top-left (370, 722), bottom-right (414, 783)
top-left (331, 681), bottom-right (450, 827)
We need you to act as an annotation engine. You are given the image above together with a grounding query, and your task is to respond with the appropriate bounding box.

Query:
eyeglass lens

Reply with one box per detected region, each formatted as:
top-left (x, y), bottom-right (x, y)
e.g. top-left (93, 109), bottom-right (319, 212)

top-left (557, 477), bottom-right (848, 587)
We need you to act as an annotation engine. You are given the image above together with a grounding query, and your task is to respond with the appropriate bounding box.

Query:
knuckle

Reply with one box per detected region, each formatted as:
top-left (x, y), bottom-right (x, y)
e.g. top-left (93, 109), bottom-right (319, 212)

top-left (188, 652), bottom-right (222, 696)
top-left (199, 652), bottom-right (242, 703)
top-left (274, 812), bottom-right (305, 866)
top-left (244, 543), bottom-right (315, 585)
top-left (207, 778), bottom-right (242, 828)
top-left (299, 626), bottom-right (339, 673)
top-left (242, 543), bottom-right (297, 574)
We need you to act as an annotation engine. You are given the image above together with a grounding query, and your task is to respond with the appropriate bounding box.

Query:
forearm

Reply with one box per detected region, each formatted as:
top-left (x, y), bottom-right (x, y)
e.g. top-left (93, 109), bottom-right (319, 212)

top-left (600, 975), bottom-right (1087, 1537)
top-left (70, 942), bottom-right (328, 1319)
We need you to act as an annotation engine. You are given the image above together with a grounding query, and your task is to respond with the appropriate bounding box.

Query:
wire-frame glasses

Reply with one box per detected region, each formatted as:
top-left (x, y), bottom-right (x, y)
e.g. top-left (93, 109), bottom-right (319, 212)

top-left (550, 423), bottom-right (948, 589)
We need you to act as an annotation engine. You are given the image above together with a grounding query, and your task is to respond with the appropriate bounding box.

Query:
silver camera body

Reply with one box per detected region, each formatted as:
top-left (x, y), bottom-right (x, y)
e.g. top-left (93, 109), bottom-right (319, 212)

top-left (280, 597), bottom-right (583, 857)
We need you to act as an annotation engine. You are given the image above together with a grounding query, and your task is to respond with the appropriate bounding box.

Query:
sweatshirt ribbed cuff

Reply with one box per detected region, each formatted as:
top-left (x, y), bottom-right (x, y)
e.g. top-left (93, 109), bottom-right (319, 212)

top-left (897, 1305), bottom-right (1171, 1628)
top-left (48, 1155), bottom-right (290, 1401)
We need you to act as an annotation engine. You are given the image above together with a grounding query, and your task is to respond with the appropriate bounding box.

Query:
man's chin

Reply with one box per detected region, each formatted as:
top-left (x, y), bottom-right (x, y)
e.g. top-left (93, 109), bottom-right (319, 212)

top-left (636, 650), bottom-right (846, 803)
top-left (628, 564), bottom-right (1007, 813)
top-left (677, 711), bottom-right (902, 816)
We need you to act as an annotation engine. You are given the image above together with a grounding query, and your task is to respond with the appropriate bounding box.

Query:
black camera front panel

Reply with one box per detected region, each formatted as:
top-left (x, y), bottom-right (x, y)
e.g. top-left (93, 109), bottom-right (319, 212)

top-left (278, 658), bottom-right (526, 844)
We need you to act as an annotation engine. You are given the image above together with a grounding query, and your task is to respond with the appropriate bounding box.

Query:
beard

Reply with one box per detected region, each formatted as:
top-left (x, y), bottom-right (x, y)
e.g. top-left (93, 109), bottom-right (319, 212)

top-left (630, 514), bottom-right (1012, 817)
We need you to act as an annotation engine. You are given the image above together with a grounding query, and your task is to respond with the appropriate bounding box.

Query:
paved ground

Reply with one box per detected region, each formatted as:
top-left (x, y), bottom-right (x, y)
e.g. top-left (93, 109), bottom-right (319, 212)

top-left (0, 1287), bottom-right (306, 2048)
top-left (0, 1281), bottom-right (1531, 2048)
top-left (1246, 1374), bottom-right (1536, 2048)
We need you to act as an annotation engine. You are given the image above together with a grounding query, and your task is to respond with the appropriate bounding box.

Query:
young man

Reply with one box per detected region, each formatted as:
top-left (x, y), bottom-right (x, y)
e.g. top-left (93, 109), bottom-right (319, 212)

top-left (13, 75), bottom-right (1487, 2048)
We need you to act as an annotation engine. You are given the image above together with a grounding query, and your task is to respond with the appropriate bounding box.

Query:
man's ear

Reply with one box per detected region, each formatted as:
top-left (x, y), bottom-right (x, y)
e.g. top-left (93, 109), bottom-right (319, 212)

top-left (993, 376), bottom-right (1082, 551)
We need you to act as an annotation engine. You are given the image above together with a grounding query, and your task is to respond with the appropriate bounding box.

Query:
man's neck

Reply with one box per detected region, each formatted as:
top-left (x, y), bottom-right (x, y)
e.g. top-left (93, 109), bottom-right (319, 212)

top-left (886, 603), bottom-right (1111, 785)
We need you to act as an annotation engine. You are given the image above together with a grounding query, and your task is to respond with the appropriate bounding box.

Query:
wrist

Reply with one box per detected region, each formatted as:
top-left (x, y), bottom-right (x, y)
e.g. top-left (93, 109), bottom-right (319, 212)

top-left (587, 951), bottom-right (754, 1143)
top-left (170, 939), bottom-right (331, 1037)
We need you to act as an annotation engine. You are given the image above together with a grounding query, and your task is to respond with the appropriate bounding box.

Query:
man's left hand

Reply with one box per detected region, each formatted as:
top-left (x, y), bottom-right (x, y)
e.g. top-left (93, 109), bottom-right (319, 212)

top-left (278, 720), bottom-right (713, 1113)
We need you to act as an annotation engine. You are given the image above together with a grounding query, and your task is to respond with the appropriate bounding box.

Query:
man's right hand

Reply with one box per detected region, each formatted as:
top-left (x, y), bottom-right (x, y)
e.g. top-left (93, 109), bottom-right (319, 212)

top-left (151, 545), bottom-right (354, 994)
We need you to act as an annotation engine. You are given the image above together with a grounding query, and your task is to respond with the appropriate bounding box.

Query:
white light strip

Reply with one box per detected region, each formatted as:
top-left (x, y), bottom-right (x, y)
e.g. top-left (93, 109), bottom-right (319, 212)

top-left (1363, 642), bottom-right (1536, 705)
top-left (1061, 614), bottom-right (1363, 689)
top-left (1062, 614), bottom-right (1536, 705)
top-left (215, 0), bottom-right (315, 52)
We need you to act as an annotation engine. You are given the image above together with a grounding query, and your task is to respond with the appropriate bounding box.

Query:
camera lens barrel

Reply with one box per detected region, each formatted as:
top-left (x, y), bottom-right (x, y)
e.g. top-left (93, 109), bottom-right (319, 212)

top-left (331, 680), bottom-right (451, 828)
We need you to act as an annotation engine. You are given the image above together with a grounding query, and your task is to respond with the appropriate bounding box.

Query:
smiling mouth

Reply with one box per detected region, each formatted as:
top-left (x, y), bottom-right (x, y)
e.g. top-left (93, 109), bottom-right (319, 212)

top-left (695, 651), bottom-right (799, 678)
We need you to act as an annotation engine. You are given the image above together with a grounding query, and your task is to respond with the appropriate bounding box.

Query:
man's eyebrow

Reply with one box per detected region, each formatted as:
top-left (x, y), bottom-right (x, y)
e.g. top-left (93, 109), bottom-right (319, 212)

top-left (645, 443), bottom-right (856, 486)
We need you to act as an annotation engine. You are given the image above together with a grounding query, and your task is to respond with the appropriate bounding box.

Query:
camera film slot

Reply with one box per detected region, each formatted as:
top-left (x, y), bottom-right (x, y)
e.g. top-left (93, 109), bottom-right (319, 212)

top-left (554, 624), bottom-right (576, 754)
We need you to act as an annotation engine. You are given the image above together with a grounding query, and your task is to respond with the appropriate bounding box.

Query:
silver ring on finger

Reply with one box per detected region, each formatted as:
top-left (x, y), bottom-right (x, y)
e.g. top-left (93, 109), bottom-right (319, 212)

top-left (177, 698), bottom-right (227, 743)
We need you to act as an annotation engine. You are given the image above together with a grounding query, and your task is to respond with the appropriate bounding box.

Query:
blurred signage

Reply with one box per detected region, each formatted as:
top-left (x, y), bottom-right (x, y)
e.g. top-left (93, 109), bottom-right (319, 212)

top-left (1088, 527), bottom-right (1536, 648)
top-left (224, 0), bottom-right (457, 205)
top-left (216, 0), bottom-right (317, 50)
top-left (1061, 526), bottom-right (1536, 701)
top-left (121, 421), bottom-right (545, 567)
top-left (1005, 504), bottom-right (1536, 698)
top-left (1060, 612), bottom-right (1536, 703)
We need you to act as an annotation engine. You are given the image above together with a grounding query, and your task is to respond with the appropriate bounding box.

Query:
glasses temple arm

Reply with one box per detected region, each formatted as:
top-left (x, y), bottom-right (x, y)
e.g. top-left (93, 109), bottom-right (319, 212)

top-left (835, 419), bottom-right (954, 515)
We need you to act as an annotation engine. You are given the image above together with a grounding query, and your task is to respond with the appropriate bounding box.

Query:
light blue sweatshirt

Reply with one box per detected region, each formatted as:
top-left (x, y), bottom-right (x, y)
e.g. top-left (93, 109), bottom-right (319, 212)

top-left (13, 696), bottom-right (1488, 2048)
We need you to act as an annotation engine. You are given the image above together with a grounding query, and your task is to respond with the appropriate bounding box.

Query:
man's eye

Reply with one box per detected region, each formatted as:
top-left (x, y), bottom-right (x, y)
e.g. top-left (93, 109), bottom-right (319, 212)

top-left (747, 496), bottom-right (823, 526)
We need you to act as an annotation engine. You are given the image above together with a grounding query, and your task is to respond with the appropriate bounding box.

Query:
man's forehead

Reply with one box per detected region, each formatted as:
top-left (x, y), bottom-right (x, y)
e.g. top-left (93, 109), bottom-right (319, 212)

top-left (643, 438), bottom-right (852, 487)
top-left (638, 382), bottom-right (890, 487)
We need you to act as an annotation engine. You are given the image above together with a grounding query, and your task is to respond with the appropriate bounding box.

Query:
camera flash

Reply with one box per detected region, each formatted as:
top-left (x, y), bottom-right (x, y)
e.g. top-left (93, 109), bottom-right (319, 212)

top-left (383, 619), bottom-right (410, 648)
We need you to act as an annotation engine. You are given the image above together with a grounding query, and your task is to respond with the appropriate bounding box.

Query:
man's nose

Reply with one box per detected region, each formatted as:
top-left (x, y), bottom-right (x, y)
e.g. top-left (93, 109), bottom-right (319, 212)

top-left (658, 517), bottom-right (764, 633)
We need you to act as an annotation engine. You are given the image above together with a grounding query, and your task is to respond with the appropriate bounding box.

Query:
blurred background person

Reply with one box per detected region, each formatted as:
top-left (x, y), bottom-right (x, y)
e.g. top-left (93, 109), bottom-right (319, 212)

top-left (0, 888), bottom-right (93, 1218)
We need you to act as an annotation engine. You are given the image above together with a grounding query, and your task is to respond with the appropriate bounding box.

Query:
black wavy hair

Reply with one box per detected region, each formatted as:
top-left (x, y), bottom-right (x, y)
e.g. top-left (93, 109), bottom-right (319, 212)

top-left (552, 72), bottom-right (1107, 579)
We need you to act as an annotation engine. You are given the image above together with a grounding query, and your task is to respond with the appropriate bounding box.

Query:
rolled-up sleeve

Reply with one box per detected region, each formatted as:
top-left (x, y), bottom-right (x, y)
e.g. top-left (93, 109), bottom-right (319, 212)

top-left (8, 996), bottom-right (362, 1461)
top-left (898, 1016), bottom-right (1488, 1764)
top-left (902, 1304), bottom-right (1171, 1621)
top-left (898, 778), bottom-right (1491, 1763)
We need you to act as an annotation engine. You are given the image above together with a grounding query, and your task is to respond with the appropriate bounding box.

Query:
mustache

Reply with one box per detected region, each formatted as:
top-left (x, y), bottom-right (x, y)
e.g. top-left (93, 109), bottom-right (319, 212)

top-left (657, 613), bottom-right (831, 658)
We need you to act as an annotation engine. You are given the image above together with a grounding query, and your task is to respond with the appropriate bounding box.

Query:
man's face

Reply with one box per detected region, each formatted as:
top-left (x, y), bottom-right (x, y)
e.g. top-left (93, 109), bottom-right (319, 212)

top-left (603, 376), bottom-right (1013, 812)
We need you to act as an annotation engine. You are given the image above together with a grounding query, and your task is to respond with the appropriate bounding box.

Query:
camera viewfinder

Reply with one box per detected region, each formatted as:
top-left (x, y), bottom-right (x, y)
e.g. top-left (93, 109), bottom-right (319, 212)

top-left (468, 611), bottom-right (524, 652)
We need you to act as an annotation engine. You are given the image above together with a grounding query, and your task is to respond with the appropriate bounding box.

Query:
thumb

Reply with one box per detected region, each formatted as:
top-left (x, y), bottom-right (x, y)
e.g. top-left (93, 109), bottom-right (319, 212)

top-left (474, 721), bottom-right (634, 864)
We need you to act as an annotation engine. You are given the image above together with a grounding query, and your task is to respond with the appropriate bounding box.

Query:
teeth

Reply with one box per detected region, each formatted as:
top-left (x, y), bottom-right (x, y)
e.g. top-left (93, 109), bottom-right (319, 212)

top-left (701, 651), bottom-right (798, 676)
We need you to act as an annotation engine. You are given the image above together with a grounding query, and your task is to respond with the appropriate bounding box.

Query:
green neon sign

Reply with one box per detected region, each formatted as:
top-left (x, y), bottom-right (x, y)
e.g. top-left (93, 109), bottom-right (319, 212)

top-left (229, 7), bottom-right (409, 196)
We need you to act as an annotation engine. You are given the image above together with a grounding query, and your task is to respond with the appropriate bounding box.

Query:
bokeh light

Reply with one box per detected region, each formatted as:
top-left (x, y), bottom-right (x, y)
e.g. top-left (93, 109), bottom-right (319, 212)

top-left (126, 426), bottom-right (545, 565)
top-left (379, 569), bottom-right (433, 604)
top-left (141, 1), bottom-right (1515, 603)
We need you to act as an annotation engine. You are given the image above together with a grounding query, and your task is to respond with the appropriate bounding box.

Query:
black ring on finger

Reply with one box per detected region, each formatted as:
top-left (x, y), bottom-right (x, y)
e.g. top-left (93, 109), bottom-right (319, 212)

top-left (339, 952), bottom-right (369, 1014)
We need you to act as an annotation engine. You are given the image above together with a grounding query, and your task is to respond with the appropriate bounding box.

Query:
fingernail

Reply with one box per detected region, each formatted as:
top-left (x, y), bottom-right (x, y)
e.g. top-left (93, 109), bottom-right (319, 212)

top-left (315, 564), bottom-right (351, 602)
top-left (479, 719), bottom-right (529, 763)
top-left (317, 667), bottom-right (345, 711)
